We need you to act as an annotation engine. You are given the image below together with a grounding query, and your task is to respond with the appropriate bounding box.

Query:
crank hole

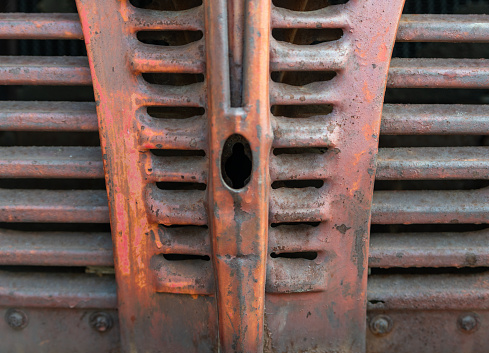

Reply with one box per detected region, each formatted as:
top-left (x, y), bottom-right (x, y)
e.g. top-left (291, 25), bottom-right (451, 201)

top-left (221, 135), bottom-right (253, 190)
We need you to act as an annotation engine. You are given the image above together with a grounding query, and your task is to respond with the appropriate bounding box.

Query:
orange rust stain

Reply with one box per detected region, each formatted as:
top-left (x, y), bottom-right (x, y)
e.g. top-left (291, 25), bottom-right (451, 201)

top-left (362, 81), bottom-right (375, 103)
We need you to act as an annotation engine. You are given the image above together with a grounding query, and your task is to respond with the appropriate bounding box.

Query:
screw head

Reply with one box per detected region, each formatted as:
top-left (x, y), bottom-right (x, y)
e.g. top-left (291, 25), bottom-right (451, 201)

top-left (370, 315), bottom-right (393, 336)
top-left (89, 312), bottom-right (113, 333)
top-left (5, 309), bottom-right (28, 330)
top-left (457, 314), bottom-right (479, 333)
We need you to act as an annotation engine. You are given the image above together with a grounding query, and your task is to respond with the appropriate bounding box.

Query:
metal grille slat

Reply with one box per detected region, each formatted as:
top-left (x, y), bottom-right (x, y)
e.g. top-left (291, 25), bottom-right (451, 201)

top-left (376, 147), bottom-right (489, 180)
top-left (0, 229), bottom-right (113, 266)
top-left (369, 230), bottom-right (489, 268)
top-left (0, 146), bottom-right (103, 178)
top-left (387, 58), bottom-right (489, 89)
top-left (368, 273), bottom-right (489, 310)
top-left (0, 13), bottom-right (83, 40)
top-left (380, 104), bottom-right (489, 135)
top-left (0, 271), bottom-right (116, 309)
top-left (0, 56), bottom-right (91, 85)
top-left (0, 189), bottom-right (109, 223)
top-left (0, 101), bottom-right (98, 131)
top-left (397, 14), bottom-right (489, 43)
top-left (371, 189), bottom-right (489, 224)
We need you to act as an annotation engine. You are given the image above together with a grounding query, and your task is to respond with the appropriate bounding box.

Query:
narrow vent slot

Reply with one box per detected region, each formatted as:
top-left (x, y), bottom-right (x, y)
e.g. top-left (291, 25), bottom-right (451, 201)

top-left (163, 254), bottom-right (210, 261)
top-left (272, 28), bottom-right (343, 45)
top-left (270, 251), bottom-right (318, 260)
top-left (147, 106), bottom-right (205, 119)
top-left (271, 71), bottom-right (336, 86)
top-left (137, 30), bottom-right (203, 46)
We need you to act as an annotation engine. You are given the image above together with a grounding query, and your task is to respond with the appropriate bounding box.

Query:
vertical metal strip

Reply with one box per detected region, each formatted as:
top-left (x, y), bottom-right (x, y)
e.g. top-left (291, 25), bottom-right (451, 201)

top-left (205, 0), bottom-right (272, 351)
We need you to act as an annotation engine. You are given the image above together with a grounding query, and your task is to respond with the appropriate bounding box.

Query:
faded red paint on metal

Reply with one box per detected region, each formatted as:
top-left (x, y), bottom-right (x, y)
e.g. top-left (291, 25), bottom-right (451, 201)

top-left (75, 0), bottom-right (404, 351)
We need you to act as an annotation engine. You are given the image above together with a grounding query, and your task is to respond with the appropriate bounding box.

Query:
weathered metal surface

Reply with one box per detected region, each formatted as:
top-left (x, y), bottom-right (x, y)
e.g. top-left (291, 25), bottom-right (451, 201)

top-left (0, 229), bottom-right (113, 266)
top-left (0, 101), bottom-right (98, 131)
top-left (265, 0), bottom-right (405, 351)
top-left (369, 229), bottom-right (489, 268)
top-left (372, 189), bottom-right (489, 224)
top-left (368, 273), bottom-right (489, 311)
top-left (376, 147), bottom-right (489, 180)
top-left (0, 271), bottom-right (116, 309)
top-left (387, 58), bottom-right (489, 88)
top-left (367, 310), bottom-right (489, 353)
top-left (76, 0), bottom-right (406, 351)
top-left (205, 0), bottom-right (271, 351)
top-left (380, 104), bottom-right (489, 135)
top-left (0, 56), bottom-right (91, 85)
top-left (397, 14), bottom-right (489, 42)
top-left (0, 307), bottom-right (120, 353)
top-left (76, 1), bottom-right (218, 352)
top-left (0, 147), bottom-right (103, 179)
top-left (0, 13), bottom-right (83, 40)
top-left (0, 189), bottom-right (109, 223)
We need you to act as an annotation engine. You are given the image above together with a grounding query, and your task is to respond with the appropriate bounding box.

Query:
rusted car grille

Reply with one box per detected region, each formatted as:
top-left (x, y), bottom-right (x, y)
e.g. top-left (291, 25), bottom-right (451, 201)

top-left (0, 2), bottom-right (119, 352)
top-left (0, 0), bottom-right (488, 352)
top-left (368, 1), bottom-right (489, 352)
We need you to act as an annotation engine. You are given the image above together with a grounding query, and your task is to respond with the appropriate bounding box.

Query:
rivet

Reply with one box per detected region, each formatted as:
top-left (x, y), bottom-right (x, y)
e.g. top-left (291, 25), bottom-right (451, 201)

top-left (5, 309), bottom-right (28, 330)
top-left (457, 314), bottom-right (479, 333)
top-left (89, 312), bottom-right (113, 333)
top-left (369, 315), bottom-right (393, 336)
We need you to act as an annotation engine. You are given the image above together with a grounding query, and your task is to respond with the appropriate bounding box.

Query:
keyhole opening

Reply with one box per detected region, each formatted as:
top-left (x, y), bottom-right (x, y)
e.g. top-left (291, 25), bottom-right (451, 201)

top-left (221, 135), bottom-right (253, 189)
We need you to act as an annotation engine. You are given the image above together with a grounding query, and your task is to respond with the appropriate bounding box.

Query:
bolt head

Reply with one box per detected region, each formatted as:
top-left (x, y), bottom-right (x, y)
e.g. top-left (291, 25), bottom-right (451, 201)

top-left (370, 315), bottom-right (393, 336)
top-left (5, 309), bottom-right (28, 330)
top-left (89, 312), bottom-right (113, 333)
top-left (457, 314), bottom-right (479, 333)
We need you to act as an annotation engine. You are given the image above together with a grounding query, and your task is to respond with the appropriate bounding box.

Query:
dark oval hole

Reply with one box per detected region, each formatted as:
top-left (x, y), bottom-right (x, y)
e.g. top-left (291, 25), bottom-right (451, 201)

top-left (221, 134), bottom-right (252, 189)
top-left (270, 252), bottom-right (318, 260)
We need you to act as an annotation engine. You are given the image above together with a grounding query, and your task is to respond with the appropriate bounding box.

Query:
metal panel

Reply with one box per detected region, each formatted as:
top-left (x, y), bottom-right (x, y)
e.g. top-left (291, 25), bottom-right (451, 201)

top-left (0, 189), bottom-right (109, 223)
top-left (0, 13), bottom-right (83, 40)
top-left (0, 147), bottom-right (103, 178)
top-left (0, 56), bottom-right (91, 85)
top-left (76, 0), bottom-right (406, 351)
top-left (0, 101), bottom-right (98, 131)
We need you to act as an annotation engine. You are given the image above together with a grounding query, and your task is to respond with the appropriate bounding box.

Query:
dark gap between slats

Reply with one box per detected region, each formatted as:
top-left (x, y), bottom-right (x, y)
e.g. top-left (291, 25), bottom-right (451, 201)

top-left (273, 147), bottom-right (327, 155)
top-left (141, 73), bottom-right (204, 86)
top-left (163, 254), bottom-right (210, 261)
top-left (271, 222), bottom-right (321, 228)
top-left (379, 135), bottom-right (489, 148)
top-left (271, 104), bottom-right (333, 118)
top-left (146, 106), bottom-right (205, 119)
top-left (270, 251), bottom-right (318, 260)
top-left (272, 28), bottom-right (343, 45)
top-left (374, 180), bottom-right (489, 191)
top-left (385, 88), bottom-right (489, 105)
top-left (159, 224), bottom-right (208, 229)
top-left (402, 0), bottom-right (489, 15)
top-left (0, 86), bottom-right (94, 102)
top-left (271, 71), bottom-right (336, 86)
top-left (150, 149), bottom-right (206, 157)
top-left (0, 179), bottom-right (106, 190)
top-left (137, 31), bottom-right (203, 46)
top-left (129, 0), bottom-right (202, 10)
top-left (370, 267), bottom-right (489, 276)
top-left (0, 222), bottom-right (111, 232)
top-left (0, 265), bottom-right (87, 273)
top-left (0, 132), bottom-right (100, 146)
top-left (272, 0), bottom-right (348, 11)
top-left (370, 223), bottom-right (488, 234)
top-left (156, 182), bottom-right (206, 190)
top-left (0, 40), bottom-right (86, 56)
top-left (272, 180), bottom-right (324, 189)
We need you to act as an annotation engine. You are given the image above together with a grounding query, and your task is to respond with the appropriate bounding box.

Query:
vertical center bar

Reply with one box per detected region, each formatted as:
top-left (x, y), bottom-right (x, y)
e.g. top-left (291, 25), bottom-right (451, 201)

top-left (205, 0), bottom-right (272, 352)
